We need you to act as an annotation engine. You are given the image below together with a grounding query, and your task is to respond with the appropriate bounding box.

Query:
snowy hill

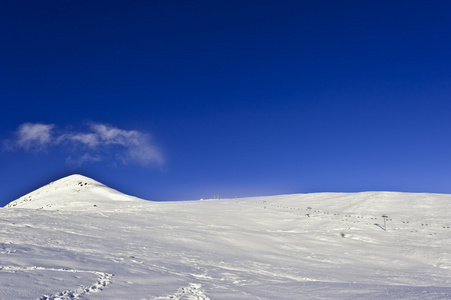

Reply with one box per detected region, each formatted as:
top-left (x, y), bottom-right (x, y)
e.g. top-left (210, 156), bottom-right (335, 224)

top-left (5, 174), bottom-right (148, 211)
top-left (2, 175), bottom-right (451, 299)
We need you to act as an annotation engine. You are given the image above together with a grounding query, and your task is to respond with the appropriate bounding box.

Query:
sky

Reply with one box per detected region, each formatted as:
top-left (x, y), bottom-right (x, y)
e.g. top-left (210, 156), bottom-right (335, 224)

top-left (1, 0), bottom-right (451, 205)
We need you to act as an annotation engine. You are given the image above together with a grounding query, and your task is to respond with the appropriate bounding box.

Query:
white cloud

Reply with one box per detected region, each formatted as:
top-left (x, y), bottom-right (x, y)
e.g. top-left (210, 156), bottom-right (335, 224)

top-left (126, 137), bottom-right (164, 166)
top-left (59, 132), bottom-right (99, 148)
top-left (5, 122), bottom-right (164, 167)
top-left (66, 153), bottom-right (102, 167)
top-left (90, 123), bottom-right (141, 146)
top-left (14, 123), bottom-right (55, 151)
top-left (69, 123), bottom-right (164, 166)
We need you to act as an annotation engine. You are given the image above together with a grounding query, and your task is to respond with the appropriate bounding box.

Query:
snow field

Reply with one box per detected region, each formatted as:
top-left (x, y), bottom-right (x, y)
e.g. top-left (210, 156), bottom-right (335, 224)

top-left (2, 175), bottom-right (451, 299)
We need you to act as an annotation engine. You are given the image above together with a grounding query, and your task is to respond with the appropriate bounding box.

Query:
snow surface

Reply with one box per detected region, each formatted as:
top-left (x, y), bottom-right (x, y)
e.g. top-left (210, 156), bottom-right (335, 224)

top-left (2, 174), bottom-right (451, 299)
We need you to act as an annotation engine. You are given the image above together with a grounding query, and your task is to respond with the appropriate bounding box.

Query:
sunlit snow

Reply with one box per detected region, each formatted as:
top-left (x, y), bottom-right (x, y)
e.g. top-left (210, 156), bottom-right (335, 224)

top-left (1, 174), bottom-right (451, 299)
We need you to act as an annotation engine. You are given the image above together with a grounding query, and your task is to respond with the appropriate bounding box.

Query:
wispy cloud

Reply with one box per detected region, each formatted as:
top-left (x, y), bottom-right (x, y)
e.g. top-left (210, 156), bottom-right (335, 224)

top-left (5, 122), bottom-right (164, 167)
top-left (3, 122), bottom-right (56, 151)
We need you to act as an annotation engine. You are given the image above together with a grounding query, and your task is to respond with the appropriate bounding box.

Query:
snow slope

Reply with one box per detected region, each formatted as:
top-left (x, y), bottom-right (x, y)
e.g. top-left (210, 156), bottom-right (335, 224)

top-left (1, 175), bottom-right (451, 299)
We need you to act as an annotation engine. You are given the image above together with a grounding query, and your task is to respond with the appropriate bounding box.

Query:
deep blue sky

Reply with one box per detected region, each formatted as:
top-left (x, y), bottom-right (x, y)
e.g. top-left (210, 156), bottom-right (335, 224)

top-left (1, 0), bottom-right (451, 205)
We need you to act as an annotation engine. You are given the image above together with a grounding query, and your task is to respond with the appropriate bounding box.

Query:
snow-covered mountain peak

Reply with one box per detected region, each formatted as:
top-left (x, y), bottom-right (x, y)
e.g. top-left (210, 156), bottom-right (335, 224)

top-left (47, 174), bottom-right (104, 187)
top-left (5, 174), bottom-right (148, 211)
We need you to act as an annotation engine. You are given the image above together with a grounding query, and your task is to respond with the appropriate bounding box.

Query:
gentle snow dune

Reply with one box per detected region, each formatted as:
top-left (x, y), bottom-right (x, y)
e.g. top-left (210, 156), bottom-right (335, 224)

top-left (1, 175), bottom-right (451, 299)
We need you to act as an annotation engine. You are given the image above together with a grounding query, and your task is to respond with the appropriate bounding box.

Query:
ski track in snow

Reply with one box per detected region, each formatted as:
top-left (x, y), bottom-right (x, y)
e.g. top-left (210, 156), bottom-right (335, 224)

top-left (1, 243), bottom-right (17, 254)
top-left (0, 265), bottom-right (113, 300)
top-left (154, 283), bottom-right (210, 300)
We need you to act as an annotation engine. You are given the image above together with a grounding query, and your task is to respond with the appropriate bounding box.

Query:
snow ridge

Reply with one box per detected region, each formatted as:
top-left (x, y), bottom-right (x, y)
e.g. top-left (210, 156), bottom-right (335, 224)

top-left (155, 283), bottom-right (210, 300)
